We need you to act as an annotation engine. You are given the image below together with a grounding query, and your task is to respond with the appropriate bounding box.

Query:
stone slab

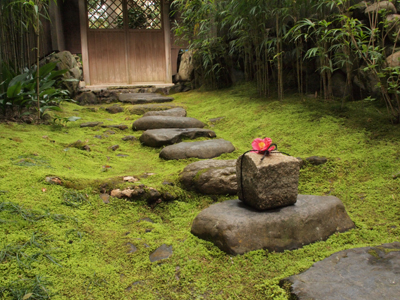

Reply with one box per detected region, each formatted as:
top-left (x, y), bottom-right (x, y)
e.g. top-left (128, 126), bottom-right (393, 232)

top-left (140, 128), bottom-right (216, 147)
top-left (119, 93), bottom-right (174, 104)
top-left (143, 107), bottom-right (187, 117)
top-left (281, 242), bottom-right (400, 300)
top-left (132, 116), bottom-right (205, 131)
top-left (237, 152), bottom-right (300, 210)
top-left (191, 195), bottom-right (355, 255)
top-left (159, 139), bottom-right (235, 160)
top-left (149, 244), bottom-right (173, 262)
top-left (128, 104), bottom-right (181, 115)
top-left (180, 159), bottom-right (237, 195)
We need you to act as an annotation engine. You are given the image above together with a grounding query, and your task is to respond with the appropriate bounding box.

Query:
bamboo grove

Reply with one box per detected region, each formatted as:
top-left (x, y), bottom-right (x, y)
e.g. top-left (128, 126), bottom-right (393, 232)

top-left (172, 0), bottom-right (400, 123)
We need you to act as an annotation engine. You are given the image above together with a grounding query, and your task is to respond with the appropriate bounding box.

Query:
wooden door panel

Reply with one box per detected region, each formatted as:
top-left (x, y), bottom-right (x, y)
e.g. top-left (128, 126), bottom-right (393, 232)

top-left (88, 31), bottom-right (127, 85)
top-left (128, 31), bottom-right (166, 82)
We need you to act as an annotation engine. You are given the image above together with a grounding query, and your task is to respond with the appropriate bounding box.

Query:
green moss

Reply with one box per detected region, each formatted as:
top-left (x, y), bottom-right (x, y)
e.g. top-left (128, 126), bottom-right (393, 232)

top-left (1, 83), bottom-right (400, 299)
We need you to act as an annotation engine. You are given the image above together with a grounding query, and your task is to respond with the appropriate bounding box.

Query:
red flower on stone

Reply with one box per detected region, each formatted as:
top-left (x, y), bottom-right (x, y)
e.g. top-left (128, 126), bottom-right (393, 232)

top-left (251, 137), bottom-right (276, 154)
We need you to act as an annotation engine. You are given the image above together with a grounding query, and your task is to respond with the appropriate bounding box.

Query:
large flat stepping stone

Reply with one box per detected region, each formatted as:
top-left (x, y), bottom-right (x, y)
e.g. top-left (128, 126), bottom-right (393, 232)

top-left (191, 195), bottom-right (355, 255)
top-left (180, 159), bottom-right (237, 195)
top-left (132, 116), bottom-right (205, 131)
top-left (143, 107), bottom-right (187, 117)
top-left (140, 128), bottom-right (216, 147)
top-left (281, 242), bottom-right (400, 300)
top-left (119, 93), bottom-right (173, 104)
top-left (128, 104), bottom-right (181, 115)
top-left (159, 139), bottom-right (235, 160)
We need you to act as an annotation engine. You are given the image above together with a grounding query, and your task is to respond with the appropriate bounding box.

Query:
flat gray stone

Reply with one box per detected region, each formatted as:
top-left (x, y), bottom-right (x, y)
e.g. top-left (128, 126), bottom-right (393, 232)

top-left (237, 152), bottom-right (300, 210)
top-left (149, 244), bottom-right (173, 262)
top-left (180, 159), bottom-right (237, 195)
top-left (132, 116), bottom-right (205, 131)
top-left (119, 93), bottom-right (174, 104)
top-left (281, 242), bottom-right (400, 300)
top-left (128, 104), bottom-right (181, 115)
top-left (101, 124), bottom-right (128, 130)
top-left (80, 122), bottom-right (103, 128)
top-left (143, 107), bottom-right (187, 117)
top-left (159, 139), bottom-right (235, 160)
top-left (140, 128), bottom-right (216, 147)
top-left (191, 195), bottom-right (355, 255)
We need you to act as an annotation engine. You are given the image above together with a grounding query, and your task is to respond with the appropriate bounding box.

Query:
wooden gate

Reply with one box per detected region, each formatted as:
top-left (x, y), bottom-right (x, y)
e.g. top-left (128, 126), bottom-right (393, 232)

top-left (84, 0), bottom-right (169, 85)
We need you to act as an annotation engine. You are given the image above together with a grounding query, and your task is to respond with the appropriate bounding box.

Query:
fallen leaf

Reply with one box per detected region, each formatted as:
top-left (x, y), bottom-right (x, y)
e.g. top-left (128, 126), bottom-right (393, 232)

top-left (42, 188), bottom-right (47, 192)
top-left (22, 294), bottom-right (33, 300)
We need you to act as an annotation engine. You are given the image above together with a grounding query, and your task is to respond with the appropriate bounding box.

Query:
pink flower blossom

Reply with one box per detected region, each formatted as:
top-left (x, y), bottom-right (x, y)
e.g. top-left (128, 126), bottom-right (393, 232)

top-left (251, 137), bottom-right (276, 154)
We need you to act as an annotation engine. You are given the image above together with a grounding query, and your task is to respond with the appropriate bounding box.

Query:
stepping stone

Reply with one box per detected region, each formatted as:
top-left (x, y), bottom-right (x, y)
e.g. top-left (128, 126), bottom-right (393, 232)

top-left (149, 244), bottom-right (173, 262)
top-left (180, 159), bottom-right (237, 195)
top-left (281, 242), bottom-right (400, 300)
top-left (119, 93), bottom-right (174, 104)
top-left (132, 116), bottom-right (205, 131)
top-left (159, 139), bottom-right (235, 160)
top-left (128, 104), bottom-right (181, 115)
top-left (106, 105), bottom-right (124, 114)
top-left (80, 122), bottom-right (103, 128)
top-left (122, 135), bottom-right (137, 141)
top-left (139, 128), bottom-right (216, 147)
top-left (143, 107), bottom-right (187, 117)
top-left (101, 125), bottom-right (128, 130)
top-left (191, 195), bottom-right (355, 255)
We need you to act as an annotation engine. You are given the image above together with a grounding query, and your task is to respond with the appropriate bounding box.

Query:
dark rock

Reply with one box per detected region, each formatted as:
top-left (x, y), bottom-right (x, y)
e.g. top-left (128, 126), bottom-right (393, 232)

top-left (76, 92), bottom-right (98, 105)
top-left (393, 172), bottom-right (400, 179)
top-left (149, 244), bottom-right (173, 262)
top-left (331, 72), bottom-right (349, 98)
top-left (68, 140), bottom-right (90, 151)
top-left (143, 107), bottom-right (187, 117)
top-left (105, 130), bottom-right (115, 135)
top-left (101, 124), bottom-right (128, 130)
top-left (145, 229), bottom-right (152, 233)
top-left (99, 193), bottom-right (110, 204)
top-left (180, 159), bottom-right (237, 195)
top-left (94, 135), bottom-right (103, 139)
top-left (106, 105), bottom-right (124, 114)
top-left (109, 145), bottom-right (119, 151)
top-left (281, 242), bottom-right (400, 300)
top-left (191, 195), bottom-right (355, 255)
top-left (306, 156), bottom-right (328, 165)
top-left (80, 122), bottom-right (103, 128)
top-left (132, 116), bottom-right (205, 131)
top-left (126, 242), bottom-right (137, 254)
top-left (119, 93), bottom-right (174, 104)
top-left (162, 192), bottom-right (176, 202)
top-left (162, 181), bottom-right (174, 186)
top-left (82, 145), bottom-right (91, 152)
top-left (139, 217), bottom-right (154, 223)
top-left (122, 135), bottom-right (137, 141)
top-left (128, 104), bottom-right (180, 115)
top-left (139, 128), bottom-right (216, 147)
top-left (237, 152), bottom-right (300, 210)
top-left (209, 117), bottom-right (225, 123)
top-left (146, 188), bottom-right (162, 202)
top-left (116, 154), bottom-right (129, 157)
top-left (159, 139), bottom-right (235, 160)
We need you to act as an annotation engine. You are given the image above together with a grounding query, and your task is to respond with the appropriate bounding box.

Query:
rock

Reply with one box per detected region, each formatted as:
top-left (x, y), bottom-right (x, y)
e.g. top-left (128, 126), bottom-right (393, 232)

top-left (80, 122), bottom-right (103, 128)
top-left (45, 176), bottom-right (62, 185)
top-left (306, 156), bottom-right (328, 165)
top-left (123, 176), bottom-right (139, 183)
top-left (143, 107), bottom-right (187, 117)
top-left (109, 145), bottom-right (119, 151)
top-left (101, 125), bottom-right (128, 130)
top-left (353, 67), bottom-right (380, 97)
top-left (387, 51), bottom-right (400, 67)
top-left (128, 104), bottom-right (180, 115)
top-left (111, 189), bottom-right (123, 198)
top-left (281, 242), bottom-right (400, 300)
top-left (139, 128), bottom-right (216, 147)
top-left (139, 217), bottom-right (154, 223)
top-left (191, 195), bottom-right (355, 255)
top-left (132, 116), bottom-right (205, 131)
top-left (209, 117), bottom-right (225, 123)
top-left (68, 140), bottom-right (90, 151)
top-left (76, 92), bottom-right (99, 105)
top-left (126, 242), bottom-right (137, 254)
top-left (94, 135), bottom-right (103, 139)
top-left (386, 14), bottom-right (400, 42)
top-left (106, 105), bottom-right (124, 114)
top-left (237, 152), bottom-right (300, 210)
top-left (105, 130), bottom-right (115, 135)
top-left (159, 139), bottom-right (235, 160)
top-left (99, 193), bottom-right (110, 204)
top-left (116, 154), bottom-right (129, 157)
top-left (122, 135), bottom-right (137, 141)
top-left (180, 159), bottom-right (237, 195)
top-left (149, 244), bottom-right (173, 262)
top-left (119, 93), bottom-right (174, 104)
top-left (331, 72), bottom-right (349, 98)
top-left (176, 50), bottom-right (194, 82)
top-left (365, 1), bottom-right (396, 14)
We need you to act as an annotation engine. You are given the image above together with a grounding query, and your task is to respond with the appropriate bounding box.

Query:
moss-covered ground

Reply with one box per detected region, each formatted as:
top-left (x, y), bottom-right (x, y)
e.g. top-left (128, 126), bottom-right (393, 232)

top-left (0, 84), bottom-right (399, 299)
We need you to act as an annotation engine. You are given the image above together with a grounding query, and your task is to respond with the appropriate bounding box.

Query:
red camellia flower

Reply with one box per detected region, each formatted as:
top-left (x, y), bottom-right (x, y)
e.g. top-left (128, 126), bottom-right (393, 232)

top-left (251, 137), bottom-right (276, 154)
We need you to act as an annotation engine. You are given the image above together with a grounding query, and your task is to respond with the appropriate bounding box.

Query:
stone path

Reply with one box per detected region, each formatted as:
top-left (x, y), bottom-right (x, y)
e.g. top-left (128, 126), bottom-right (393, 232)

top-left (119, 93), bottom-right (174, 104)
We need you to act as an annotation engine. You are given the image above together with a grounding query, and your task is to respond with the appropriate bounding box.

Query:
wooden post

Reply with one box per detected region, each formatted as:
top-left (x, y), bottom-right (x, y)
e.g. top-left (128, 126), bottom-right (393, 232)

top-left (79, 0), bottom-right (90, 85)
top-left (163, 0), bottom-right (172, 83)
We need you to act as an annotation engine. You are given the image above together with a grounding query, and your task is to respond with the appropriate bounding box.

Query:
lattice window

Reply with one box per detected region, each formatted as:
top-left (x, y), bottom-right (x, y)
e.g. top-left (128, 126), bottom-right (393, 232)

top-left (87, 0), bottom-right (124, 29)
top-left (127, 0), bottom-right (162, 29)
